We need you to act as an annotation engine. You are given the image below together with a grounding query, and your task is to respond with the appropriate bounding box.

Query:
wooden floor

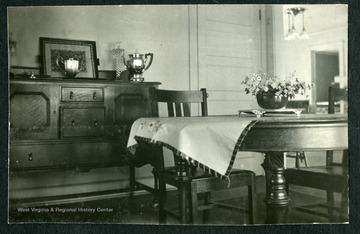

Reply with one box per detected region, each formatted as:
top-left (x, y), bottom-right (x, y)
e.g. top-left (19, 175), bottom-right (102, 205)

top-left (8, 176), bottom-right (348, 225)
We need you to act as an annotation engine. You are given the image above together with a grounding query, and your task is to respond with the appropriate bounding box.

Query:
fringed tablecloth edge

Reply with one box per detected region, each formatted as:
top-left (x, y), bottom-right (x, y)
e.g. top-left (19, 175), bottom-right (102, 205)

top-left (132, 136), bottom-right (229, 181)
top-left (225, 119), bottom-right (260, 177)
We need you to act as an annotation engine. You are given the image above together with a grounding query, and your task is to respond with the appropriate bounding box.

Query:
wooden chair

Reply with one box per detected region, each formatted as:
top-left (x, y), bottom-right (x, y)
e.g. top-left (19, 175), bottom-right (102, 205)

top-left (284, 100), bottom-right (310, 168)
top-left (150, 87), bottom-right (257, 224)
top-left (285, 83), bottom-right (348, 221)
top-left (129, 138), bottom-right (162, 205)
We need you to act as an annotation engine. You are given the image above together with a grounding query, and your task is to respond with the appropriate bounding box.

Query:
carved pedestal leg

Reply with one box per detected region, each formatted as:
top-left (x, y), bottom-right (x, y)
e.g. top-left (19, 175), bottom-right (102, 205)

top-left (176, 158), bottom-right (190, 224)
top-left (262, 152), bottom-right (290, 224)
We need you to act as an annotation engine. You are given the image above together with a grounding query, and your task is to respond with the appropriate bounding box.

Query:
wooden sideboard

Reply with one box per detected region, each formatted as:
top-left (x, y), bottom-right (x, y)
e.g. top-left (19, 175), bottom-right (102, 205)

top-left (9, 79), bottom-right (160, 173)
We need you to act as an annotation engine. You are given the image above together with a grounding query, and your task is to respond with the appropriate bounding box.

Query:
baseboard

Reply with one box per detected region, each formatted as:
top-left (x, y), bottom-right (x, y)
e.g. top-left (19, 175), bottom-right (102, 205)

top-left (10, 183), bottom-right (177, 208)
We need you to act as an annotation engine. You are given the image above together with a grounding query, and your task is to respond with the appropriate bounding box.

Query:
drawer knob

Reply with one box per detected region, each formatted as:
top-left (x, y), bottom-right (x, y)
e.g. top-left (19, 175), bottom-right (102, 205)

top-left (28, 153), bottom-right (33, 161)
top-left (94, 120), bottom-right (98, 126)
top-left (70, 91), bottom-right (74, 99)
top-left (93, 92), bottom-right (97, 100)
top-left (71, 120), bottom-right (75, 126)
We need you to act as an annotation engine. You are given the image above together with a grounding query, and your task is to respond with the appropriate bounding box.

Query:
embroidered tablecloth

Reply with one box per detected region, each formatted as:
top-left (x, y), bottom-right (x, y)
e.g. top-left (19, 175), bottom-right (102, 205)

top-left (127, 116), bottom-right (258, 179)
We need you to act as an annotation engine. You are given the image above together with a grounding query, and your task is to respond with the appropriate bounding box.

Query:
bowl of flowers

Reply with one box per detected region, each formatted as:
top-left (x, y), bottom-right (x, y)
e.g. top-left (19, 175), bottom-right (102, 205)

top-left (241, 69), bottom-right (313, 109)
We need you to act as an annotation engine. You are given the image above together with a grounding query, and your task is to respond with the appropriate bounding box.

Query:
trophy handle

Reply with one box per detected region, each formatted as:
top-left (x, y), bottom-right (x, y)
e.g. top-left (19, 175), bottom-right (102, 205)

top-left (56, 57), bottom-right (67, 74)
top-left (144, 53), bottom-right (153, 71)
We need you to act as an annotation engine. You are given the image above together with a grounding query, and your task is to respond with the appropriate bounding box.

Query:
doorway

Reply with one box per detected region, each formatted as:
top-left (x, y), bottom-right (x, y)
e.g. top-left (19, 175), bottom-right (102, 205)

top-left (312, 52), bottom-right (339, 103)
top-left (310, 41), bottom-right (346, 112)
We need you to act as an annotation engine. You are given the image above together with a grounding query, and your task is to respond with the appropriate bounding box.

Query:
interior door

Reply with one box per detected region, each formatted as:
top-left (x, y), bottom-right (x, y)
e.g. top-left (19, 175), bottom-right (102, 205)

top-left (197, 5), bottom-right (264, 115)
top-left (314, 52), bottom-right (340, 102)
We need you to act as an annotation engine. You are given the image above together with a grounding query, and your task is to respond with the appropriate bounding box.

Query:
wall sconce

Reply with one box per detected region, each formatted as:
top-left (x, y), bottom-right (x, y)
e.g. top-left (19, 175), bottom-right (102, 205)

top-left (285, 7), bottom-right (309, 41)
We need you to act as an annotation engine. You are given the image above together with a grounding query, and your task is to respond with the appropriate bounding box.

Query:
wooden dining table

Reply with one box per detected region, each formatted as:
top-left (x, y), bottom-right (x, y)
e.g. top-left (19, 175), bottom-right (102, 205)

top-left (127, 113), bottom-right (348, 224)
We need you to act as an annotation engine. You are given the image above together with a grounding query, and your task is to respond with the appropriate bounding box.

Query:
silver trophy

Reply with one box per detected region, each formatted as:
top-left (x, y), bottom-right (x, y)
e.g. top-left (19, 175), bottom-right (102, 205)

top-left (56, 57), bottom-right (82, 79)
top-left (123, 50), bottom-right (153, 82)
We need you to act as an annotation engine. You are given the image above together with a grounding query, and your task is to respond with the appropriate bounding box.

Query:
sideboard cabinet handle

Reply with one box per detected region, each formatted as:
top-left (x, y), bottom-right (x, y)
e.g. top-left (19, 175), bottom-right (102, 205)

top-left (28, 153), bottom-right (33, 161)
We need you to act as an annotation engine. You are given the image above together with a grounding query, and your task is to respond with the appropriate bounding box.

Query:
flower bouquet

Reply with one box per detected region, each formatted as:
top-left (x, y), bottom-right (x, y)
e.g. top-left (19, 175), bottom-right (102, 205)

top-left (241, 69), bottom-right (313, 109)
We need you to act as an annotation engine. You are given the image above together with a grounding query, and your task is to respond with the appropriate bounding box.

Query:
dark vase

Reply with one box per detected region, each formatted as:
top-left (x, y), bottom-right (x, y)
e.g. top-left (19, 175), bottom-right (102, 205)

top-left (256, 92), bottom-right (288, 109)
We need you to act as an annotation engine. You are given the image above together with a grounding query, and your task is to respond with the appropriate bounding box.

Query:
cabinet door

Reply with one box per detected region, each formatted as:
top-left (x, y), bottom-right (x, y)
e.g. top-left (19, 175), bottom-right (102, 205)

top-left (106, 85), bottom-right (153, 157)
top-left (112, 86), bottom-right (152, 126)
top-left (10, 83), bottom-right (59, 140)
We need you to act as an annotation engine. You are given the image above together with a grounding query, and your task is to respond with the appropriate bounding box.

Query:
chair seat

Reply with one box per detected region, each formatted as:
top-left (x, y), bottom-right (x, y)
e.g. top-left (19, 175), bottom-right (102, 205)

top-left (162, 167), bottom-right (255, 193)
top-left (162, 166), bottom-right (254, 179)
top-left (286, 166), bottom-right (348, 192)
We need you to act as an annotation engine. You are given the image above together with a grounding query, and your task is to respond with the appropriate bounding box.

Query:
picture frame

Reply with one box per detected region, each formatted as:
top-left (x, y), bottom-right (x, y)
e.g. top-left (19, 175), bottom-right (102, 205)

top-left (40, 37), bottom-right (99, 79)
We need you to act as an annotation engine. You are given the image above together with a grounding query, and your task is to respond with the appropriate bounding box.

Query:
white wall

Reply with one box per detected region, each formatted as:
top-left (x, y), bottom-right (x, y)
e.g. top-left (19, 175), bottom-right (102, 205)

top-left (8, 5), bottom-right (190, 90)
top-left (271, 4), bottom-right (348, 103)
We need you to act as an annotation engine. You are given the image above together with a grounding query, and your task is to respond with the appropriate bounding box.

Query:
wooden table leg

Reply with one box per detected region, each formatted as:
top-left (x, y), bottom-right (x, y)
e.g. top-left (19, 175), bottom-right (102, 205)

top-left (176, 158), bottom-right (190, 224)
top-left (262, 152), bottom-right (290, 224)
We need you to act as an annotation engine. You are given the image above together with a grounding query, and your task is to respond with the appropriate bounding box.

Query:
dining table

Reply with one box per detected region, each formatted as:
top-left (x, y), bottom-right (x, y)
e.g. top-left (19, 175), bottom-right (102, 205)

top-left (126, 113), bottom-right (348, 224)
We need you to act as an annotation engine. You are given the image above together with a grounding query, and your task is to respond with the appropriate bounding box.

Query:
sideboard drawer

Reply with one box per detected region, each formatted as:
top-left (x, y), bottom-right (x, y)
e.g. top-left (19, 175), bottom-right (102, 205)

top-left (61, 107), bottom-right (105, 138)
top-left (61, 87), bottom-right (104, 102)
top-left (10, 144), bottom-right (69, 169)
top-left (10, 141), bottom-right (126, 170)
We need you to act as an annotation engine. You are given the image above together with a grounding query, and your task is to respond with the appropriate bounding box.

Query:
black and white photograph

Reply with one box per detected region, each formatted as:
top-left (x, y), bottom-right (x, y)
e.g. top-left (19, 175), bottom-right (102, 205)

top-left (6, 3), bottom-right (353, 228)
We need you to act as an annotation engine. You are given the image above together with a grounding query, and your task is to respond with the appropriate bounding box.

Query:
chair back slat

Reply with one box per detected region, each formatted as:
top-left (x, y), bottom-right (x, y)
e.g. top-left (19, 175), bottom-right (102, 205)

top-left (174, 103), bottom-right (182, 116)
top-left (167, 103), bottom-right (175, 117)
top-left (200, 88), bottom-right (208, 116)
top-left (183, 103), bottom-right (191, 116)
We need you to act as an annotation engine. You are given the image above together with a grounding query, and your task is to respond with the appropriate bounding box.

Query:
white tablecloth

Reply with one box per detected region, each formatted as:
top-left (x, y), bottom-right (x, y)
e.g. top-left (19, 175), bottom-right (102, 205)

top-left (127, 116), bottom-right (259, 180)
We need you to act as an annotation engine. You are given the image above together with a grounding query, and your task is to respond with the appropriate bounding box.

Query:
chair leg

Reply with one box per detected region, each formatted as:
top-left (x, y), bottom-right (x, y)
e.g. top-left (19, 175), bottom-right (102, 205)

top-left (151, 166), bottom-right (159, 206)
top-left (326, 151), bottom-right (334, 166)
top-left (301, 152), bottom-right (308, 167)
top-left (326, 190), bottom-right (336, 222)
top-left (178, 182), bottom-right (189, 224)
top-left (189, 183), bottom-right (198, 224)
top-left (295, 152), bottom-right (300, 168)
top-left (202, 192), bottom-right (211, 223)
top-left (158, 176), bottom-right (167, 224)
top-left (340, 188), bottom-right (349, 221)
top-left (248, 180), bottom-right (257, 224)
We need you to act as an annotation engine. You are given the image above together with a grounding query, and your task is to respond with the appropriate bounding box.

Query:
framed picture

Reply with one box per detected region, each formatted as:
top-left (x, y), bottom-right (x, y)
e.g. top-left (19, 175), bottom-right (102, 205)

top-left (40, 37), bottom-right (99, 79)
